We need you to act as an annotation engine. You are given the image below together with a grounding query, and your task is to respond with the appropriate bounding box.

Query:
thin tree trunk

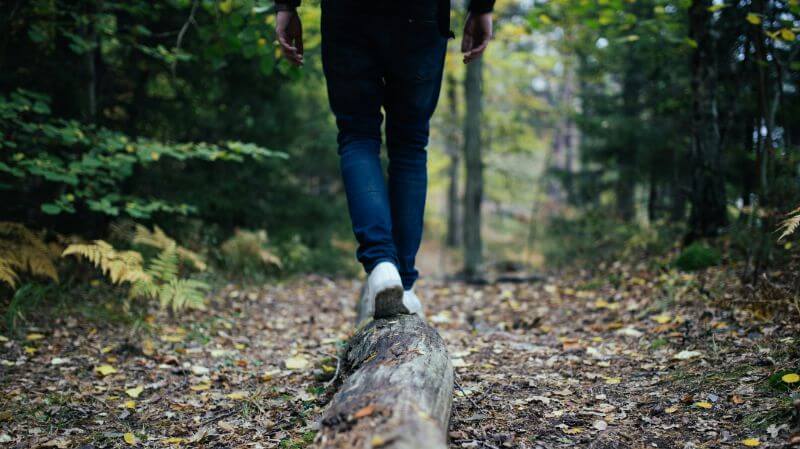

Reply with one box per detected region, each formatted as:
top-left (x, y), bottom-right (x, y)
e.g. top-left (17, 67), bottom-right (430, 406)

top-left (445, 74), bottom-right (460, 248)
top-left (687, 0), bottom-right (727, 240)
top-left (462, 58), bottom-right (484, 281)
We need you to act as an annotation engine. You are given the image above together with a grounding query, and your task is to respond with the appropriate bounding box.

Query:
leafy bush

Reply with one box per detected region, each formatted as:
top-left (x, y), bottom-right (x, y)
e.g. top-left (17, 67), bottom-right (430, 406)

top-left (674, 242), bottom-right (721, 271)
top-left (1, 89), bottom-right (285, 220)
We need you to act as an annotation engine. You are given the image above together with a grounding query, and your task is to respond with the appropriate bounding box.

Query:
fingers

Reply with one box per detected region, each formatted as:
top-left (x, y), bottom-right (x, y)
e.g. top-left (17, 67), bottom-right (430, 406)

top-left (278, 34), bottom-right (303, 66)
top-left (463, 37), bottom-right (490, 64)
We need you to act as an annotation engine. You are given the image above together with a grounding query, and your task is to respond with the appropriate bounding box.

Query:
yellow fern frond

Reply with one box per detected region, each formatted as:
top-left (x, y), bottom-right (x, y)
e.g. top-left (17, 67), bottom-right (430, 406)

top-left (778, 206), bottom-right (800, 241)
top-left (0, 222), bottom-right (59, 285)
top-left (133, 224), bottom-right (206, 271)
top-left (62, 240), bottom-right (148, 285)
top-left (0, 259), bottom-right (19, 288)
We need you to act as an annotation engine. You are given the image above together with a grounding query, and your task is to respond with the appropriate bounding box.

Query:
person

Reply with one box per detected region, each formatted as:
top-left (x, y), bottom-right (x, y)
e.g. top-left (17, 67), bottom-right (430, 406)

top-left (275, 0), bottom-right (494, 319)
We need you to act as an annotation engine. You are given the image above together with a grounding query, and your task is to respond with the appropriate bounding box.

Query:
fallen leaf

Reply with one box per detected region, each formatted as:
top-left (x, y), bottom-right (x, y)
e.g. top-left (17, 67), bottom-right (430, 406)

top-left (123, 400), bottom-right (136, 409)
top-left (26, 333), bottom-right (45, 341)
top-left (781, 373), bottom-right (800, 384)
top-left (285, 356), bottom-right (309, 370)
top-left (191, 365), bottom-right (210, 375)
top-left (0, 335), bottom-right (8, 343)
top-left (673, 350), bottom-right (703, 360)
top-left (42, 438), bottom-right (70, 448)
top-left (123, 432), bottom-right (136, 445)
top-left (163, 437), bottom-right (185, 444)
top-left (225, 391), bottom-right (248, 400)
top-left (354, 404), bottom-right (376, 419)
top-left (742, 438), bottom-right (760, 447)
top-left (50, 357), bottom-right (70, 365)
top-left (665, 405), bottom-right (679, 413)
top-left (694, 401), bottom-right (713, 409)
top-left (95, 364), bottom-right (118, 376)
top-left (125, 386), bottom-right (144, 398)
top-left (190, 383), bottom-right (211, 391)
top-left (652, 314), bottom-right (671, 324)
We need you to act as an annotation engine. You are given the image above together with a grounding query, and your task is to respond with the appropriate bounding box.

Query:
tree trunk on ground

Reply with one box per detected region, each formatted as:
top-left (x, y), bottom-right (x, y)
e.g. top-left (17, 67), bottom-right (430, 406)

top-left (445, 74), bottom-right (461, 248)
top-left (318, 292), bottom-right (454, 449)
top-left (687, 0), bottom-right (727, 240)
top-left (463, 58), bottom-right (484, 281)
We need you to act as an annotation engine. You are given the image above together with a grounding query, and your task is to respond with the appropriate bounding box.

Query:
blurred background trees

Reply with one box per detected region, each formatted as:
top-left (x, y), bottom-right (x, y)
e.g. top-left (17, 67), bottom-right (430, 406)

top-left (1, 0), bottom-right (799, 322)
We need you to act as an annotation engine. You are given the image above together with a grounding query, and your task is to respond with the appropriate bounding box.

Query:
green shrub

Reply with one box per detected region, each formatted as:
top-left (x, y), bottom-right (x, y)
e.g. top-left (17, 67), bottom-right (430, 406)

top-left (674, 242), bottom-right (721, 271)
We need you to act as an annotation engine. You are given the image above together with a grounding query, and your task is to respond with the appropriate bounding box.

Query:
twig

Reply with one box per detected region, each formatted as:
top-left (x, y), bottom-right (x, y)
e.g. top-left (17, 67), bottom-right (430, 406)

top-left (454, 373), bottom-right (485, 414)
top-left (324, 354), bottom-right (341, 389)
top-left (172, 0), bottom-right (199, 77)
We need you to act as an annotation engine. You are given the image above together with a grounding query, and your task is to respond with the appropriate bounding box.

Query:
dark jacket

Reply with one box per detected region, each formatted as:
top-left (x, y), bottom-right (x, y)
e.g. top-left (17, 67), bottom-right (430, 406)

top-left (275, 0), bottom-right (495, 37)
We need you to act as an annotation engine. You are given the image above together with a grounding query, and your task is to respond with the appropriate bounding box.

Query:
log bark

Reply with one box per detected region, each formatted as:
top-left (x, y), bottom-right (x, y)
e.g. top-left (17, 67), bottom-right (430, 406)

top-left (317, 294), bottom-right (454, 449)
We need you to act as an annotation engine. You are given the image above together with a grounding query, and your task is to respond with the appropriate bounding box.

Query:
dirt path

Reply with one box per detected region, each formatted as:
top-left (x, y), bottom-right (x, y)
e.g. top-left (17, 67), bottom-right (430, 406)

top-left (1, 268), bottom-right (798, 448)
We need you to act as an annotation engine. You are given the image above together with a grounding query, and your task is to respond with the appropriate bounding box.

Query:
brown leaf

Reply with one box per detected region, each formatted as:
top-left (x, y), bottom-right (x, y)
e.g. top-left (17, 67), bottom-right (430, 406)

top-left (354, 404), bottom-right (376, 419)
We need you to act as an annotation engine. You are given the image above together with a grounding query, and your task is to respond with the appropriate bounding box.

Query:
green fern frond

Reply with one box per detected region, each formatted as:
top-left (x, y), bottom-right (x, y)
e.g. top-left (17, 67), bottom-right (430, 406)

top-left (778, 206), bottom-right (800, 241)
top-left (146, 245), bottom-right (179, 282)
top-left (158, 279), bottom-right (208, 312)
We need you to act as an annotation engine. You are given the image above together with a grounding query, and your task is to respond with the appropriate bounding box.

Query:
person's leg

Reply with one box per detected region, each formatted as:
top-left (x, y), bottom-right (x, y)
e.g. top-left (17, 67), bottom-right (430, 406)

top-left (383, 16), bottom-right (448, 290)
top-left (321, 8), bottom-right (398, 274)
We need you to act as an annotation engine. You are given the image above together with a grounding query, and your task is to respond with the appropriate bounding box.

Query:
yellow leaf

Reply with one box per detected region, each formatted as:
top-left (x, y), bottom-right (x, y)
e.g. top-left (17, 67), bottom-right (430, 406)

top-left (124, 400), bottom-right (136, 409)
top-left (26, 333), bottom-right (45, 341)
top-left (604, 377), bottom-right (622, 385)
top-left (780, 28), bottom-right (796, 41)
top-left (123, 433), bottom-right (136, 445)
top-left (257, 38), bottom-right (267, 47)
top-left (163, 437), bottom-right (185, 444)
top-left (150, 152), bottom-right (160, 161)
top-left (161, 334), bottom-right (184, 343)
top-left (742, 438), bottom-right (760, 447)
top-left (95, 364), bottom-right (118, 376)
top-left (24, 346), bottom-right (37, 355)
top-left (652, 314), bottom-right (671, 324)
top-left (781, 373), bottom-right (800, 384)
top-left (285, 356), bottom-right (309, 370)
top-left (694, 401), bottom-right (713, 409)
top-left (746, 13), bottom-right (762, 25)
top-left (142, 339), bottom-right (154, 357)
top-left (219, 0), bottom-right (233, 13)
top-left (190, 383), bottom-right (211, 392)
top-left (225, 391), bottom-right (247, 400)
top-left (665, 405), bottom-right (679, 413)
top-left (101, 345), bottom-right (115, 354)
top-left (125, 386), bottom-right (144, 398)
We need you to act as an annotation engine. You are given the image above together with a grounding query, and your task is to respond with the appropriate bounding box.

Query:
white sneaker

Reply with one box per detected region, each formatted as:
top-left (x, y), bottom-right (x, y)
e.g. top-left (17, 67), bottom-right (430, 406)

top-left (402, 289), bottom-right (424, 318)
top-left (368, 262), bottom-right (406, 319)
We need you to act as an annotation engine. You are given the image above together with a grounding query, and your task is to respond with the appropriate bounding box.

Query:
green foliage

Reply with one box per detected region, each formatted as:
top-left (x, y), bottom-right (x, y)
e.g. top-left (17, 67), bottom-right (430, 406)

top-left (674, 243), bottom-right (721, 272)
top-left (1, 89), bottom-right (284, 220)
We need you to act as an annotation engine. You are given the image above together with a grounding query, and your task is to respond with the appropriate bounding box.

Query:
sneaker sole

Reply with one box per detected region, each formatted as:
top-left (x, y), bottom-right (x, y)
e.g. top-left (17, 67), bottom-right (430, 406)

top-left (373, 285), bottom-right (408, 319)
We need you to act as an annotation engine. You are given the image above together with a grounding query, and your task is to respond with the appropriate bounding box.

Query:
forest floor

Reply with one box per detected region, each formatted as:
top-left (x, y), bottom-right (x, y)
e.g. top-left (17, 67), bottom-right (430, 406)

top-left (1, 263), bottom-right (800, 448)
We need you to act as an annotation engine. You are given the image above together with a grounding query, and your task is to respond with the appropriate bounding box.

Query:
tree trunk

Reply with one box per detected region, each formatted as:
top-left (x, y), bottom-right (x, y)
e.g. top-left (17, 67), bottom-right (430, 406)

top-left (445, 74), bottom-right (461, 248)
top-left (463, 58), bottom-right (484, 281)
top-left (687, 0), bottom-right (727, 240)
top-left (319, 291), bottom-right (454, 449)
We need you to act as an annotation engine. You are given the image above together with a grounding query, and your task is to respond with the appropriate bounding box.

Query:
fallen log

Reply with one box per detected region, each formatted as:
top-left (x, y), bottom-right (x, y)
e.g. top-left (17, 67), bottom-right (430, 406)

top-left (317, 292), bottom-right (454, 449)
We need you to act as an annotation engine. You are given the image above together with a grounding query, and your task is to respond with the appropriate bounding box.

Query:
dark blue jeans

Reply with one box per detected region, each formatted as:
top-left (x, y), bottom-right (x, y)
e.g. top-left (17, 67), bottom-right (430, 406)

top-left (321, 1), bottom-right (447, 290)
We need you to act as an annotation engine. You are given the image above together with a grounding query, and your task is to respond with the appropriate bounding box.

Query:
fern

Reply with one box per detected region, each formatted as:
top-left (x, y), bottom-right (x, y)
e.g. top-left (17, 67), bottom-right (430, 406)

top-left (63, 235), bottom-right (208, 312)
top-left (133, 224), bottom-right (206, 271)
top-left (62, 240), bottom-right (149, 284)
top-left (0, 222), bottom-right (59, 288)
top-left (778, 207), bottom-right (800, 241)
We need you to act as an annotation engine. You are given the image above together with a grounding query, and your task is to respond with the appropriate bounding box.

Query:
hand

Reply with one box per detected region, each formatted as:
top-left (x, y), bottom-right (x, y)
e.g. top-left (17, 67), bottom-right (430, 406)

top-left (277, 10), bottom-right (304, 66)
top-left (461, 12), bottom-right (492, 64)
